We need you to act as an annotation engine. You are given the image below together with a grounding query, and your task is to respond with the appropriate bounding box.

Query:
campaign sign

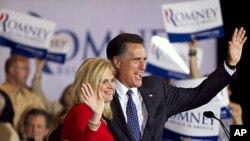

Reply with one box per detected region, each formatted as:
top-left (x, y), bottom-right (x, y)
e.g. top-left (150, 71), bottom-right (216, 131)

top-left (146, 36), bottom-right (189, 80)
top-left (46, 34), bottom-right (70, 64)
top-left (0, 9), bottom-right (55, 58)
top-left (162, 0), bottom-right (224, 42)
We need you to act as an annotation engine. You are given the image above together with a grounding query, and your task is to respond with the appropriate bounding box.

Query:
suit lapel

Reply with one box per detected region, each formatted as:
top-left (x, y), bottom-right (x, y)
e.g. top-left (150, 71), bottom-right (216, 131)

top-left (111, 93), bottom-right (134, 140)
top-left (139, 86), bottom-right (156, 141)
top-left (111, 93), bottom-right (126, 127)
top-left (110, 88), bottom-right (156, 141)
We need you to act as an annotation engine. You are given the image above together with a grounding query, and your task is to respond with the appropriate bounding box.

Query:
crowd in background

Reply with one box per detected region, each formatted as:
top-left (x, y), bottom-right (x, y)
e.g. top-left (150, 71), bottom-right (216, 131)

top-left (0, 55), bottom-right (75, 141)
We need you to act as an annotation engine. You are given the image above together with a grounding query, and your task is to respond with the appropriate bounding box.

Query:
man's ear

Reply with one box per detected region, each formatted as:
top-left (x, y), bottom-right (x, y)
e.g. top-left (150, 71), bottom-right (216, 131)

top-left (113, 56), bottom-right (120, 69)
top-left (44, 128), bottom-right (50, 137)
top-left (8, 66), bottom-right (15, 76)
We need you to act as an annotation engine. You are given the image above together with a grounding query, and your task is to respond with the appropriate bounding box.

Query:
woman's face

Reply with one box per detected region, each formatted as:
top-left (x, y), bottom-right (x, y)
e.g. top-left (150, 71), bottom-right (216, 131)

top-left (99, 68), bottom-right (115, 103)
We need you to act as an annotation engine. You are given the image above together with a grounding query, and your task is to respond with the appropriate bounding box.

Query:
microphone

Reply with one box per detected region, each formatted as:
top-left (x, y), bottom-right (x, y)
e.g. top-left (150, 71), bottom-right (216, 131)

top-left (203, 111), bottom-right (230, 140)
top-left (203, 111), bottom-right (214, 118)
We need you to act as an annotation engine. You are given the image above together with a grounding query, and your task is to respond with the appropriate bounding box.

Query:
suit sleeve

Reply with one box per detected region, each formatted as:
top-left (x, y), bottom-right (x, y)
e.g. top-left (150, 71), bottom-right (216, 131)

top-left (160, 63), bottom-right (236, 117)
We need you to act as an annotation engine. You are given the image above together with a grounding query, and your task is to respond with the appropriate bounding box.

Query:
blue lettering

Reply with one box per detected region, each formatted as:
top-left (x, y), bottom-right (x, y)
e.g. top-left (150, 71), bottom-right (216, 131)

top-left (168, 7), bottom-right (219, 26)
top-left (83, 30), bottom-right (111, 59)
top-left (170, 111), bottom-right (214, 125)
top-left (5, 19), bottom-right (51, 39)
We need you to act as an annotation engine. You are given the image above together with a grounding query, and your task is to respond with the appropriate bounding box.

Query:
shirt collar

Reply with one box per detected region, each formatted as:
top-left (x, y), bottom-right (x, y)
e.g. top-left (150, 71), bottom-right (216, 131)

top-left (115, 79), bottom-right (137, 99)
top-left (1, 82), bottom-right (25, 96)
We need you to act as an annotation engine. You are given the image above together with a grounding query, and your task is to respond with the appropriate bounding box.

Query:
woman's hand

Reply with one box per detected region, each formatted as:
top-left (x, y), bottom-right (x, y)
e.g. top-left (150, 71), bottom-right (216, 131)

top-left (81, 83), bottom-right (104, 116)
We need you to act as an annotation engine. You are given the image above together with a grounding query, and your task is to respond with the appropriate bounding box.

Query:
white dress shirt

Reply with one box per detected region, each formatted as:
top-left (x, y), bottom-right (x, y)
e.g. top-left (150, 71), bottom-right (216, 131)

top-left (115, 80), bottom-right (148, 136)
top-left (224, 61), bottom-right (236, 75)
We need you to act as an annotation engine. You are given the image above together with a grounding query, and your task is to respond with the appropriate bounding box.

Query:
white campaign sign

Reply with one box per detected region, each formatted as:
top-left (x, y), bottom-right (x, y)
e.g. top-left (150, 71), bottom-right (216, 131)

top-left (46, 34), bottom-right (71, 64)
top-left (0, 8), bottom-right (55, 49)
top-left (147, 35), bottom-right (189, 79)
top-left (162, 0), bottom-right (224, 42)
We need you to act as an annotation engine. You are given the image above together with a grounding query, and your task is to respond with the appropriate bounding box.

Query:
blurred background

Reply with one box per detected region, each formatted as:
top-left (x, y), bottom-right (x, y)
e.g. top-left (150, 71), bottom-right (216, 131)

top-left (1, 0), bottom-right (249, 131)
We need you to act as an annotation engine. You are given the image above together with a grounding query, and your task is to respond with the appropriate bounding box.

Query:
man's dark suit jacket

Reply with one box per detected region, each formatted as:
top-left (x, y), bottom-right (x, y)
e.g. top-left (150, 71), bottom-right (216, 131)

top-left (107, 64), bottom-right (236, 141)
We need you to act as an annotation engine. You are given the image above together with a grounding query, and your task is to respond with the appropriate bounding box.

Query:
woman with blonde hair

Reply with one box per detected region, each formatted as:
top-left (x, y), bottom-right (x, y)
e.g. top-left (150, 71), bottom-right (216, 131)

top-left (61, 57), bottom-right (116, 141)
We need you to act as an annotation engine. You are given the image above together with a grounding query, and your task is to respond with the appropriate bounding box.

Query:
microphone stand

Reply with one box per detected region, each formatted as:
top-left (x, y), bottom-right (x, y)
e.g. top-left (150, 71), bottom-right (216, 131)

top-left (212, 116), bottom-right (230, 140)
top-left (203, 111), bottom-right (230, 140)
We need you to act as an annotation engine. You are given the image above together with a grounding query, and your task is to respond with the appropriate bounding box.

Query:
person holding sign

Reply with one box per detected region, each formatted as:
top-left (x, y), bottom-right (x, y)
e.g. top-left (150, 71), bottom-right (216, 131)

top-left (0, 55), bottom-right (46, 131)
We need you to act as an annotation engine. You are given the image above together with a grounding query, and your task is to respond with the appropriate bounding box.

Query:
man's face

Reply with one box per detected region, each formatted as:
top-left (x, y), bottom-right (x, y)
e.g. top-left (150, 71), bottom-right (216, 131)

top-left (25, 115), bottom-right (49, 141)
top-left (12, 60), bottom-right (30, 86)
top-left (115, 43), bottom-right (147, 88)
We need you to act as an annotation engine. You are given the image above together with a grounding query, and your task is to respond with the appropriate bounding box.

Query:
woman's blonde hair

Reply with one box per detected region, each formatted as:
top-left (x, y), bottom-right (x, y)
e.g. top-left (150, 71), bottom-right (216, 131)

top-left (73, 57), bottom-right (116, 120)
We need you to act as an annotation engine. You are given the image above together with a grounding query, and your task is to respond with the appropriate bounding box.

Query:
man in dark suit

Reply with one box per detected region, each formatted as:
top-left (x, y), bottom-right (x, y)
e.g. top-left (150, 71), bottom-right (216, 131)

top-left (105, 27), bottom-right (247, 141)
